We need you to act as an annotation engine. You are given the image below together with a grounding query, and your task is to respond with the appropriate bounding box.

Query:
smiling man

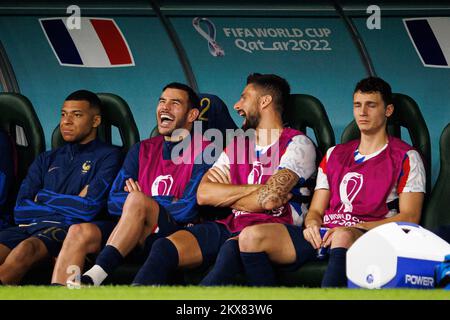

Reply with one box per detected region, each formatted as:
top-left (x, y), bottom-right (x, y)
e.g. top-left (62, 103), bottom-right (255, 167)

top-left (76, 82), bottom-right (213, 286)
top-left (0, 90), bottom-right (121, 285)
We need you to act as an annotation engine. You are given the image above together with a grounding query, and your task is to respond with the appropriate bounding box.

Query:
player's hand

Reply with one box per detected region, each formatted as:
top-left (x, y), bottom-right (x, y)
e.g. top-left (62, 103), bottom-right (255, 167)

top-left (261, 192), bottom-right (293, 212)
top-left (78, 185), bottom-right (89, 198)
top-left (303, 223), bottom-right (322, 249)
top-left (207, 166), bottom-right (231, 184)
top-left (321, 227), bottom-right (336, 248)
top-left (322, 226), bottom-right (364, 248)
top-left (124, 178), bottom-right (142, 193)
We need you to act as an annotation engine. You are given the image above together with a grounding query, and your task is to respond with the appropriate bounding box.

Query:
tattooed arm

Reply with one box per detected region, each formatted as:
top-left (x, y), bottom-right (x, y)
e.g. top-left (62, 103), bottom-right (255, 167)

top-left (231, 168), bottom-right (299, 212)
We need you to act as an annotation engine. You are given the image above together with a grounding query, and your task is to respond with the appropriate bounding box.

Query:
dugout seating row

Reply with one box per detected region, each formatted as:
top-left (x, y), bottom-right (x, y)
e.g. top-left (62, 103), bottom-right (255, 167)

top-left (0, 91), bottom-right (446, 287)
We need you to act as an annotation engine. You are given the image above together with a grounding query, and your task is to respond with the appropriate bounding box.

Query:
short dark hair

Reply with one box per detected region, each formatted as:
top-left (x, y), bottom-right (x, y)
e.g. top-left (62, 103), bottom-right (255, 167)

top-left (354, 77), bottom-right (393, 106)
top-left (65, 90), bottom-right (102, 114)
top-left (162, 82), bottom-right (200, 110)
top-left (246, 73), bottom-right (291, 114)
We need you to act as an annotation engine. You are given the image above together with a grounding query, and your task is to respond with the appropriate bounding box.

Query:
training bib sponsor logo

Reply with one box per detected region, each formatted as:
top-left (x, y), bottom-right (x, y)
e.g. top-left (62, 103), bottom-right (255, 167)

top-left (339, 172), bottom-right (363, 213)
top-left (151, 175), bottom-right (174, 196)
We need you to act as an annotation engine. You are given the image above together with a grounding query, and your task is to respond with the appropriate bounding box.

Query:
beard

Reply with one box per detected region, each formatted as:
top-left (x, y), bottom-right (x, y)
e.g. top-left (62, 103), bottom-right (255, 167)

top-left (241, 112), bottom-right (260, 131)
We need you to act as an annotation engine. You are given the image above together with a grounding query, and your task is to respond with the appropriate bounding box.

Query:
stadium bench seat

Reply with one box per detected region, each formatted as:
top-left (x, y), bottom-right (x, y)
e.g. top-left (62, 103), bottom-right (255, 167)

top-left (423, 123), bottom-right (450, 230)
top-left (0, 93), bottom-right (45, 222)
top-left (283, 93), bottom-right (336, 157)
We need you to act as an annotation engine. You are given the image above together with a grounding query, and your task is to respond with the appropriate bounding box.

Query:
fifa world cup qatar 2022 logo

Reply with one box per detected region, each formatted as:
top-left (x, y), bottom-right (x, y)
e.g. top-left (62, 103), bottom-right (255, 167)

top-left (247, 161), bottom-right (263, 185)
top-left (151, 175), bottom-right (174, 196)
top-left (193, 17), bottom-right (225, 57)
top-left (338, 172), bottom-right (364, 213)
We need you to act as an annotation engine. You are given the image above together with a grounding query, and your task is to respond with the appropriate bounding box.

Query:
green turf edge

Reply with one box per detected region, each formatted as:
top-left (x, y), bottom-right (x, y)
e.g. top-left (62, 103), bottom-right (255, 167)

top-left (0, 286), bottom-right (448, 300)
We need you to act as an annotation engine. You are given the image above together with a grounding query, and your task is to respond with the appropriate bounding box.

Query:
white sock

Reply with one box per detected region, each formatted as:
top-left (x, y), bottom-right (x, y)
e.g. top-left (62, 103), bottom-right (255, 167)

top-left (82, 265), bottom-right (108, 286)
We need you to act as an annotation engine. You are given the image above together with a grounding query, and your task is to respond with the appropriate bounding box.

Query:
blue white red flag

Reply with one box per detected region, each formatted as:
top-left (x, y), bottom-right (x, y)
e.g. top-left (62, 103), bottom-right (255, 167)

top-left (40, 17), bottom-right (134, 68)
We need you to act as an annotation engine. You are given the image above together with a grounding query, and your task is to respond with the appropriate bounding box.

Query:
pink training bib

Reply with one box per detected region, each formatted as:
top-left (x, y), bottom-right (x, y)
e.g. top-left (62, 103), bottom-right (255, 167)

top-left (323, 136), bottom-right (412, 228)
top-left (138, 134), bottom-right (209, 199)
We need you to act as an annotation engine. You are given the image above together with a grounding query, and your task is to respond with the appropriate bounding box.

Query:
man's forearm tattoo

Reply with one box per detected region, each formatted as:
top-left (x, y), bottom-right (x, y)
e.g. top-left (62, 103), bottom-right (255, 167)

top-left (257, 169), bottom-right (298, 209)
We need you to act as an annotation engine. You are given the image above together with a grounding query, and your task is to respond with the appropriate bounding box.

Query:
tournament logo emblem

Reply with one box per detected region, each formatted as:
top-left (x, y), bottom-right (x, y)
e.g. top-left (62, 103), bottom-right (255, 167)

top-left (151, 175), bottom-right (174, 196)
top-left (338, 172), bottom-right (363, 213)
top-left (247, 161), bottom-right (263, 185)
top-left (81, 161), bottom-right (92, 174)
top-left (192, 17), bottom-right (225, 57)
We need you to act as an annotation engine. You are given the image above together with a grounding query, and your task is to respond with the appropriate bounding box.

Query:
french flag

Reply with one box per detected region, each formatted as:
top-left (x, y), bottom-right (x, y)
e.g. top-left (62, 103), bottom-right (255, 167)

top-left (404, 17), bottom-right (450, 68)
top-left (40, 17), bottom-right (134, 68)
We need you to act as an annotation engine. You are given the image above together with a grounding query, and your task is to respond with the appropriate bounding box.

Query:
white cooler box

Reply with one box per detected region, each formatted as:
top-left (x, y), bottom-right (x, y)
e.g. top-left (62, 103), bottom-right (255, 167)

top-left (347, 222), bottom-right (450, 289)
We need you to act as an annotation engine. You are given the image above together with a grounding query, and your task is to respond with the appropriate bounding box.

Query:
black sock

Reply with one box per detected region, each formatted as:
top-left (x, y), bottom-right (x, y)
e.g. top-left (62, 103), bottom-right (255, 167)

top-left (132, 238), bottom-right (179, 285)
top-left (322, 247), bottom-right (348, 288)
top-left (95, 245), bottom-right (124, 275)
top-left (200, 239), bottom-right (243, 286)
top-left (240, 252), bottom-right (276, 286)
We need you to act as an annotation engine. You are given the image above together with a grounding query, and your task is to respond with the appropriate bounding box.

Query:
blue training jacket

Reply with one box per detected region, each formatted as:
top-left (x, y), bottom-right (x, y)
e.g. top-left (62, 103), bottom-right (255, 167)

top-left (0, 131), bottom-right (14, 227)
top-left (108, 139), bottom-right (212, 224)
top-left (14, 138), bottom-right (122, 225)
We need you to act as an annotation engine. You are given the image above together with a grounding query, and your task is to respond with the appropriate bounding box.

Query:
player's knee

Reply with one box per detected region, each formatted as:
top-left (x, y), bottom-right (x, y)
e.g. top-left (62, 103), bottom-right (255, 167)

top-left (66, 223), bottom-right (100, 248)
top-left (124, 191), bottom-right (148, 208)
top-left (331, 228), bottom-right (355, 249)
top-left (239, 226), bottom-right (267, 252)
top-left (122, 192), bottom-right (150, 221)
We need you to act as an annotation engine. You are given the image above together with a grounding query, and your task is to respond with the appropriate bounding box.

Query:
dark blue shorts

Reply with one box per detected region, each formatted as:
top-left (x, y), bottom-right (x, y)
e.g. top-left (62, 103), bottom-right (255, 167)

top-left (0, 222), bottom-right (70, 257)
top-left (141, 203), bottom-right (184, 257)
top-left (282, 224), bottom-right (319, 271)
top-left (185, 221), bottom-right (234, 266)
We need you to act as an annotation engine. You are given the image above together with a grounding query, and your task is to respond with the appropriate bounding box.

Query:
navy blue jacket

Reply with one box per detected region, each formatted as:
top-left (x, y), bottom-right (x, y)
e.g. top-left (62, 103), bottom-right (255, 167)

top-left (14, 138), bottom-right (122, 225)
top-left (0, 131), bottom-right (14, 226)
top-left (108, 140), bottom-right (212, 224)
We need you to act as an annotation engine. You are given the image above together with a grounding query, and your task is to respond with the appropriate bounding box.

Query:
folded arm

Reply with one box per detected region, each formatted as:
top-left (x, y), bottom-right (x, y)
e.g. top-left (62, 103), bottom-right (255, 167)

top-left (232, 168), bottom-right (299, 212)
top-left (14, 153), bottom-right (51, 223)
top-left (161, 161), bottom-right (212, 223)
top-left (197, 166), bottom-right (261, 208)
top-left (34, 150), bottom-right (122, 221)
